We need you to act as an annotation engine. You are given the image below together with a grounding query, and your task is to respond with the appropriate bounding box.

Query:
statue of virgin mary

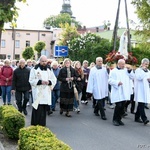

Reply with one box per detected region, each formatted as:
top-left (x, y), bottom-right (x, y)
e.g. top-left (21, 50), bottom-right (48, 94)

top-left (118, 30), bottom-right (128, 59)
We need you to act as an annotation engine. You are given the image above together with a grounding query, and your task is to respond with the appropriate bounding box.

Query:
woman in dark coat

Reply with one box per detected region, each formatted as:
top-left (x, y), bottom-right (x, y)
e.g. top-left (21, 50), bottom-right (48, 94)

top-left (58, 58), bottom-right (78, 117)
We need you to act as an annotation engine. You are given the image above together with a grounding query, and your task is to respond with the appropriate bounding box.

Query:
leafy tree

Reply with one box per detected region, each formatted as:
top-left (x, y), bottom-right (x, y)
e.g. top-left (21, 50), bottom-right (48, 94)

top-left (43, 13), bottom-right (81, 29)
top-left (22, 47), bottom-right (34, 60)
top-left (34, 41), bottom-right (46, 57)
top-left (131, 0), bottom-right (150, 42)
top-left (0, 0), bottom-right (26, 48)
top-left (58, 23), bottom-right (79, 46)
top-left (68, 32), bottom-right (111, 63)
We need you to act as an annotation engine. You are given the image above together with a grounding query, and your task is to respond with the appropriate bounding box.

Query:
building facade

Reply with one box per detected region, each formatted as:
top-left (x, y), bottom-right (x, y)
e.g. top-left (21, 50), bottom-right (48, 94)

top-left (0, 28), bottom-right (53, 60)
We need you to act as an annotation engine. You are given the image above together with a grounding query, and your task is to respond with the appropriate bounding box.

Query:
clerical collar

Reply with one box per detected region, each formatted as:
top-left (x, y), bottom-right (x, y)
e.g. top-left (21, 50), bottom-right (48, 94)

top-left (116, 66), bottom-right (123, 70)
top-left (143, 68), bottom-right (148, 72)
top-left (96, 65), bottom-right (102, 69)
top-left (34, 63), bottom-right (47, 70)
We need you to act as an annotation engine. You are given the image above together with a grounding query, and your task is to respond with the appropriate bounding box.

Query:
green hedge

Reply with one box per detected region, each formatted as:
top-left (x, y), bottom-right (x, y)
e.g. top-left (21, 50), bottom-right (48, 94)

top-left (0, 105), bottom-right (25, 139)
top-left (18, 125), bottom-right (72, 150)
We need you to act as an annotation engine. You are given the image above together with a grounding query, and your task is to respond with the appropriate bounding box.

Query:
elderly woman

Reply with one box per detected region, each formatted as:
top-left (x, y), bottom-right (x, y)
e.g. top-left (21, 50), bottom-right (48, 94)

top-left (0, 59), bottom-right (13, 105)
top-left (51, 60), bottom-right (60, 111)
top-left (58, 58), bottom-right (78, 117)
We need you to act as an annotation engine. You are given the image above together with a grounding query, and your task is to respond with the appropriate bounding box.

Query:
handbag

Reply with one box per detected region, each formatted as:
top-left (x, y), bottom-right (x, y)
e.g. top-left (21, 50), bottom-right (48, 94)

top-left (73, 83), bottom-right (79, 101)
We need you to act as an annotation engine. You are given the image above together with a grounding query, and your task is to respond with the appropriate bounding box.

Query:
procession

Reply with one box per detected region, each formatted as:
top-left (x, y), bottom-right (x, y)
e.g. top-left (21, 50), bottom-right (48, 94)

top-left (0, 0), bottom-right (150, 149)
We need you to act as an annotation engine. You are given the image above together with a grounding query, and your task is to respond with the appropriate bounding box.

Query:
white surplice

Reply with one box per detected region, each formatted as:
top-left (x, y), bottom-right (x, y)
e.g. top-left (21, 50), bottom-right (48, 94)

top-left (86, 66), bottom-right (108, 100)
top-left (108, 68), bottom-right (134, 103)
top-left (134, 68), bottom-right (150, 103)
top-left (29, 67), bottom-right (56, 109)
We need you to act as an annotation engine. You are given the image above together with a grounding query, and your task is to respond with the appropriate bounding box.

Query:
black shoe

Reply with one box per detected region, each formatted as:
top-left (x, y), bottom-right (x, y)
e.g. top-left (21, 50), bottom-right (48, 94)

top-left (145, 106), bottom-right (149, 109)
top-left (52, 108), bottom-right (55, 111)
top-left (95, 113), bottom-right (100, 116)
top-left (135, 118), bottom-right (143, 123)
top-left (60, 110), bottom-right (63, 115)
top-left (122, 113), bottom-right (128, 117)
top-left (131, 111), bottom-right (135, 114)
top-left (47, 110), bottom-right (53, 115)
top-left (23, 109), bottom-right (28, 115)
top-left (101, 116), bottom-right (107, 120)
top-left (144, 120), bottom-right (149, 125)
top-left (113, 120), bottom-right (120, 126)
top-left (118, 120), bottom-right (124, 125)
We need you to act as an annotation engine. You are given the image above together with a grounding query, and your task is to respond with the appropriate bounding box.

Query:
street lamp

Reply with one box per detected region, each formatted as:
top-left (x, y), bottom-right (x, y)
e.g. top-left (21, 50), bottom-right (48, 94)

top-left (11, 26), bottom-right (16, 60)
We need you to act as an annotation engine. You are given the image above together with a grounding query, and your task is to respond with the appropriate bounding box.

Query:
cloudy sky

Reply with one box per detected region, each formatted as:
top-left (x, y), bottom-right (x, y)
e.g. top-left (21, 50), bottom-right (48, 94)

top-left (6, 0), bottom-right (139, 29)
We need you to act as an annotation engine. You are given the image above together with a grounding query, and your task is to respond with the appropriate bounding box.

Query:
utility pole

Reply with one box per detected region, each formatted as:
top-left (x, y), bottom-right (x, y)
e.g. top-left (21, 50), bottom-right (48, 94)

top-left (112, 0), bottom-right (121, 51)
top-left (112, 0), bottom-right (131, 51)
top-left (124, 0), bottom-right (131, 52)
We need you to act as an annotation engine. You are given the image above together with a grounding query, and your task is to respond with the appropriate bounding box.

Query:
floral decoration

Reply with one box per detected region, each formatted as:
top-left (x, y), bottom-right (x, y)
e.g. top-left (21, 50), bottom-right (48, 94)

top-left (105, 50), bottom-right (138, 65)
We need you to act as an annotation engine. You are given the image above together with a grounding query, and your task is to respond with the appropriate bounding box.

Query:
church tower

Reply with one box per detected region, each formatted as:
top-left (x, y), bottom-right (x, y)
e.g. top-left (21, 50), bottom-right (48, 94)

top-left (60, 0), bottom-right (73, 16)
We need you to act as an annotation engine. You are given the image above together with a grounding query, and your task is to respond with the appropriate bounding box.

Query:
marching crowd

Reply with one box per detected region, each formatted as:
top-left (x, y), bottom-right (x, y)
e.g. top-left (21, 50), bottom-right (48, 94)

top-left (0, 56), bottom-right (150, 126)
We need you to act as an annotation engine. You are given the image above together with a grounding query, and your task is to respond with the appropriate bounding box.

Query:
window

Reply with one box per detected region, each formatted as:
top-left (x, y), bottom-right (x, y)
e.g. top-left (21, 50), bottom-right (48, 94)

top-left (15, 54), bottom-right (20, 59)
top-left (15, 40), bottom-right (20, 48)
top-left (1, 40), bottom-right (6, 48)
top-left (26, 41), bottom-right (30, 47)
top-left (26, 33), bottom-right (30, 35)
top-left (42, 34), bottom-right (46, 36)
top-left (0, 54), bottom-right (6, 59)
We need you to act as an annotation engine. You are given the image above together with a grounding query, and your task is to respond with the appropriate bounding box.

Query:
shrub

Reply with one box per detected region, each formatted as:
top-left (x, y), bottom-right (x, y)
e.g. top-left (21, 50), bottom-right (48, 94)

top-left (0, 105), bottom-right (25, 139)
top-left (18, 125), bottom-right (72, 150)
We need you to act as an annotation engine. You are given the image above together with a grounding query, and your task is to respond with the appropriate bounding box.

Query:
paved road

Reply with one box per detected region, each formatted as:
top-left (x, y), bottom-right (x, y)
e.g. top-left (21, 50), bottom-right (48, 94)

top-left (1, 96), bottom-right (150, 150)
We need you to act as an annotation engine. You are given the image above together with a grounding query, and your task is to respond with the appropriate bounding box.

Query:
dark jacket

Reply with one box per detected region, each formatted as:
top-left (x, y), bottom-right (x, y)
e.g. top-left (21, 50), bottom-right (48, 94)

top-left (58, 66), bottom-right (78, 92)
top-left (12, 66), bottom-right (31, 91)
top-left (52, 67), bottom-right (60, 90)
top-left (75, 73), bottom-right (84, 93)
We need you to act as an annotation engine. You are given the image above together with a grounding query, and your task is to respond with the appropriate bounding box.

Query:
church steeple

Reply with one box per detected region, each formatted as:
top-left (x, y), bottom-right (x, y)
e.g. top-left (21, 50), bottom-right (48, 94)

top-left (60, 0), bottom-right (73, 16)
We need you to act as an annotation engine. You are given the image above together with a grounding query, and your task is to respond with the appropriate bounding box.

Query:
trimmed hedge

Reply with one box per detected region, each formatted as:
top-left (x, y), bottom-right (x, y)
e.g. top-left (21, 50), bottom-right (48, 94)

top-left (18, 125), bottom-right (72, 150)
top-left (0, 105), bottom-right (25, 139)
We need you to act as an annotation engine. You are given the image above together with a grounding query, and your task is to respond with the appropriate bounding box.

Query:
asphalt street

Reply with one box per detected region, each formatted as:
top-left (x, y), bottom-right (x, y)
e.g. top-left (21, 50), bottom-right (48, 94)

top-left (1, 96), bottom-right (150, 150)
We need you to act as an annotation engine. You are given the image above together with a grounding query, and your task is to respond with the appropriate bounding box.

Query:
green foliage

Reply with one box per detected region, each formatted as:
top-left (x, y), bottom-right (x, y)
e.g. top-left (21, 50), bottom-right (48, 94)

top-left (68, 32), bottom-right (111, 63)
top-left (132, 42), bottom-right (150, 64)
top-left (18, 125), bottom-right (72, 150)
top-left (0, 105), bottom-right (25, 139)
top-left (43, 13), bottom-right (81, 28)
top-left (131, 0), bottom-right (150, 42)
top-left (0, 0), bottom-right (26, 29)
top-left (59, 23), bottom-right (79, 46)
top-left (22, 46), bottom-right (34, 60)
top-left (34, 41), bottom-right (46, 54)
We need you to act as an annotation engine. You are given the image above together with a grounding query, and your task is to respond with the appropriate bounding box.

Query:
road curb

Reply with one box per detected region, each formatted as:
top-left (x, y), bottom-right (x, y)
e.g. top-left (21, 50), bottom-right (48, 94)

top-left (0, 141), bottom-right (5, 150)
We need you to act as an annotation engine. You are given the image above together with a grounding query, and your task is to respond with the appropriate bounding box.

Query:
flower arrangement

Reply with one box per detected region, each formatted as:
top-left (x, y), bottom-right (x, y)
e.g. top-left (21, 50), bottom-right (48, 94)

top-left (105, 50), bottom-right (138, 66)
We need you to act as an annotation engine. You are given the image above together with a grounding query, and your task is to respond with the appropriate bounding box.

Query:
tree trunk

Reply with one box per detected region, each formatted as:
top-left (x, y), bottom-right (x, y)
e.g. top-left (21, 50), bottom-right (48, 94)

top-left (124, 0), bottom-right (131, 52)
top-left (0, 28), bottom-right (2, 53)
top-left (0, 21), bottom-right (4, 53)
top-left (112, 0), bottom-right (121, 51)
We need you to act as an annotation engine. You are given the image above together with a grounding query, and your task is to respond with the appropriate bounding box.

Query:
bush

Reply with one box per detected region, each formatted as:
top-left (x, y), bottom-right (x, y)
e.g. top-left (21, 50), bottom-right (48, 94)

top-left (0, 105), bottom-right (25, 139)
top-left (18, 125), bottom-right (72, 150)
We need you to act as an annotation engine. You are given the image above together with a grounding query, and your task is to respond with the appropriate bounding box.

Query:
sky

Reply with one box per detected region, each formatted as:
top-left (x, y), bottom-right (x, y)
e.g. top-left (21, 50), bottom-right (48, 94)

top-left (5, 0), bottom-right (139, 29)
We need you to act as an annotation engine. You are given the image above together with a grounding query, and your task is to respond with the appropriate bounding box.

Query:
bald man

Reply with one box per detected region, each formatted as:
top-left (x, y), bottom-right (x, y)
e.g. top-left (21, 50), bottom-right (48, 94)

top-left (108, 59), bottom-right (134, 126)
top-left (29, 55), bottom-right (56, 126)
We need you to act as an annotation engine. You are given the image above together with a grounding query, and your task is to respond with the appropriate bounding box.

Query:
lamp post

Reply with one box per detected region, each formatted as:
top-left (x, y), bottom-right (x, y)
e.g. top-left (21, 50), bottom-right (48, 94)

top-left (12, 27), bottom-right (16, 60)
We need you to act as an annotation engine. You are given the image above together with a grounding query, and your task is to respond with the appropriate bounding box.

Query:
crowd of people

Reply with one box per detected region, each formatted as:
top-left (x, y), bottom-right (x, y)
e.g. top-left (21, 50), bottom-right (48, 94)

top-left (0, 56), bottom-right (150, 126)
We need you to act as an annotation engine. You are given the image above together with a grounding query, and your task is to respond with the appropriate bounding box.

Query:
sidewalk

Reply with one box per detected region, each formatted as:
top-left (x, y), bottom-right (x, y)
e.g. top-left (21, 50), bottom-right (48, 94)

top-left (0, 141), bottom-right (5, 150)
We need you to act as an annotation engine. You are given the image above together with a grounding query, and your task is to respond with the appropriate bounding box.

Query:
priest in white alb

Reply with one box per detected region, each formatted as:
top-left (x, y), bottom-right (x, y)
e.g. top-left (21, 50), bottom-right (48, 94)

top-left (134, 58), bottom-right (150, 125)
top-left (86, 57), bottom-right (109, 120)
top-left (108, 59), bottom-right (134, 126)
top-left (29, 55), bottom-right (56, 126)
